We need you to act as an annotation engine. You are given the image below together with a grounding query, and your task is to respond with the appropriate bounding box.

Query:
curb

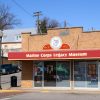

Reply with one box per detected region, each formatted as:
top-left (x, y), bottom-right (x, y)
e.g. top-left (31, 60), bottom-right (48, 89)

top-left (0, 89), bottom-right (100, 94)
top-left (0, 90), bottom-right (24, 93)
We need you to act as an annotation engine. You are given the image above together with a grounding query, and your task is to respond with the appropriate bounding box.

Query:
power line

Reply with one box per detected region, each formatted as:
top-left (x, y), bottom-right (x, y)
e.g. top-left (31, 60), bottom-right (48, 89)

top-left (12, 0), bottom-right (33, 17)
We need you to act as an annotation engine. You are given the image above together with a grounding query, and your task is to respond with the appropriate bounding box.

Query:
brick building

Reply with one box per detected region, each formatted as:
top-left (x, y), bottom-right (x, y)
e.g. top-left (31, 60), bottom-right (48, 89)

top-left (8, 27), bottom-right (100, 90)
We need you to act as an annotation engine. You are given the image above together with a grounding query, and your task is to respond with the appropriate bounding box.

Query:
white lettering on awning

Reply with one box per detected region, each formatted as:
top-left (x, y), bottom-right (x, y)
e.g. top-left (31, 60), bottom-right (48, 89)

top-left (26, 54), bottom-right (39, 57)
top-left (68, 53), bottom-right (87, 56)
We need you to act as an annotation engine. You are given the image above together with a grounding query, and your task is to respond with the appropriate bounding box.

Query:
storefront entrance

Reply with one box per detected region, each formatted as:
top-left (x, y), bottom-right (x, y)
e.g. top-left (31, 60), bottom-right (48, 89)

top-left (33, 60), bottom-right (99, 89)
top-left (33, 61), bottom-right (71, 87)
top-left (8, 49), bottom-right (100, 90)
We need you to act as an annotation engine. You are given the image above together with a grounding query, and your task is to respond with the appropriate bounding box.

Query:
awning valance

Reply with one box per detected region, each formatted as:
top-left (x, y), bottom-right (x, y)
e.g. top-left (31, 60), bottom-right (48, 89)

top-left (8, 50), bottom-right (100, 60)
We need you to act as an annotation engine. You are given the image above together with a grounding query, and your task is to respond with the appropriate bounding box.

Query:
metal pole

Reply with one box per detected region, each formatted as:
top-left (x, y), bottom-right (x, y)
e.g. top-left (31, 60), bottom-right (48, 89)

top-left (37, 14), bottom-right (39, 34)
top-left (0, 30), bottom-right (3, 89)
top-left (33, 11), bottom-right (42, 34)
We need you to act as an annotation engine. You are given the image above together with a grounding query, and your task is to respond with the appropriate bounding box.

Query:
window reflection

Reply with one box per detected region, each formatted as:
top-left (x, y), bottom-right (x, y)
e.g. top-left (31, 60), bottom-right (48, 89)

top-left (34, 62), bottom-right (43, 87)
top-left (33, 61), bottom-right (71, 87)
top-left (56, 61), bottom-right (70, 87)
top-left (74, 61), bottom-right (98, 88)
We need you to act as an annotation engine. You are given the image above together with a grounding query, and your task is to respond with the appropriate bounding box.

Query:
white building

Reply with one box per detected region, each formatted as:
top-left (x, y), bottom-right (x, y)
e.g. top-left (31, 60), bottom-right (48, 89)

top-left (2, 28), bottom-right (37, 57)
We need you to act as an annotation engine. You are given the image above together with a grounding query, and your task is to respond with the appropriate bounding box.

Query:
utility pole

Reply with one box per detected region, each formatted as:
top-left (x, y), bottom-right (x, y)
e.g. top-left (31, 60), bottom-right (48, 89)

top-left (0, 30), bottom-right (3, 89)
top-left (64, 20), bottom-right (67, 28)
top-left (33, 11), bottom-right (42, 34)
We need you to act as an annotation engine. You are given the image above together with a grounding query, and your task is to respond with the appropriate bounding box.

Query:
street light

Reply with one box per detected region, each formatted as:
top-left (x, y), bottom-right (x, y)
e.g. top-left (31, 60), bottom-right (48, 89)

top-left (0, 30), bottom-right (3, 89)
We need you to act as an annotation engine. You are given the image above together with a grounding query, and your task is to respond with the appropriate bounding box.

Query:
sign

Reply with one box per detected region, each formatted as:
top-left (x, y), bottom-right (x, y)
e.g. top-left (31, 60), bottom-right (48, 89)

top-left (50, 36), bottom-right (62, 49)
top-left (8, 50), bottom-right (100, 60)
top-left (43, 36), bottom-right (70, 50)
top-left (43, 43), bottom-right (70, 50)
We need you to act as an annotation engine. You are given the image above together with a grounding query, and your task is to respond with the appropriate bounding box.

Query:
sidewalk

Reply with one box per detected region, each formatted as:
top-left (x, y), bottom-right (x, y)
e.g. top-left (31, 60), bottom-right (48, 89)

top-left (1, 87), bottom-right (100, 94)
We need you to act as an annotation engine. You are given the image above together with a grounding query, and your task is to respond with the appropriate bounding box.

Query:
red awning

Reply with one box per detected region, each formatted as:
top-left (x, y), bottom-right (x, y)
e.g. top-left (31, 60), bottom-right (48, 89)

top-left (8, 50), bottom-right (100, 60)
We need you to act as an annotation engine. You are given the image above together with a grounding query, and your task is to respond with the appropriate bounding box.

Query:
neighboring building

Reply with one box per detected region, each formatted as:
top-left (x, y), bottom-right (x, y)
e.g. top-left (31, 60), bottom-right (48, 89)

top-left (1, 28), bottom-right (36, 64)
top-left (0, 28), bottom-right (36, 89)
top-left (8, 27), bottom-right (100, 90)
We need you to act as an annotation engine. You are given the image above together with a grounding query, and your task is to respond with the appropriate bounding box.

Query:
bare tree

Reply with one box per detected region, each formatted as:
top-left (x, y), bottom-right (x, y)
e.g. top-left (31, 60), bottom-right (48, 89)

top-left (40, 17), bottom-right (60, 33)
top-left (0, 4), bottom-right (20, 30)
top-left (48, 19), bottom-right (60, 28)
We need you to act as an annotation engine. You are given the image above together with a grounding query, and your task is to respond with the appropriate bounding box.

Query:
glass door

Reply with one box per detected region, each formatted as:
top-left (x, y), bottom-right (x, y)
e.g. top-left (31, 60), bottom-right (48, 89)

top-left (44, 61), bottom-right (56, 87)
top-left (44, 61), bottom-right (71, 87)
top-left (33, 61), bottom-right (71, 88)
top-left (33, 61), bottom-right (44, 87)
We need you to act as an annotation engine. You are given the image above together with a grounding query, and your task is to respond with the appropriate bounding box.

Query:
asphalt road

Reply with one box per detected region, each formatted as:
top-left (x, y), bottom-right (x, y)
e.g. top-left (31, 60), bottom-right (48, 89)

top-left (0, 92), bottom-right (26, 100)
top-left (1, 92), bottom-right (100, 100)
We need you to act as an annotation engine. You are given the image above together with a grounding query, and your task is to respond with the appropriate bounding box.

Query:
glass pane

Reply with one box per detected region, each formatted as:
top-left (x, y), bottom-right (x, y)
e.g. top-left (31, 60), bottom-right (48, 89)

top-left (74, 61), bottom-right (86, 87)
top-left (87, 63), bottom-right (98, 88)
top-left (44, 61), bottom-right (56, 87)
top-left (74, 61), bottom-right (98, 88)
top-left (98, 62), bottom-right (100, 89)
top-left (34, 62), bottom-right (44, 87)
top-left (56, 61), bottom-right (70, 87)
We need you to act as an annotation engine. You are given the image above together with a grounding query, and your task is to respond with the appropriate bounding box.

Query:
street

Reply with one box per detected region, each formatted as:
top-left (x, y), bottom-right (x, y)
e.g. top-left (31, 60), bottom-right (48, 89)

top-left (1, 91), bottom-right (100, 100)
top-left (0, 91), bottom-right (26, 100)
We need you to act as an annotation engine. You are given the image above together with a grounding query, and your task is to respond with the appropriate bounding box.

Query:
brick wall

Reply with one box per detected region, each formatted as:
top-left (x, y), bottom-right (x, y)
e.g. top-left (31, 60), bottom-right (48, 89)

top-left (22, 27), bottom-right (100, 51)
top-left (21, 27), bottom-right (100, 88)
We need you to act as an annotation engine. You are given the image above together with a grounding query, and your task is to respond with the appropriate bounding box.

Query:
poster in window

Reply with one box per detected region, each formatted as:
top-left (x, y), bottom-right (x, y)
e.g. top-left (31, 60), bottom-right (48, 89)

top-left (88, 64), bottom-right (96, 77)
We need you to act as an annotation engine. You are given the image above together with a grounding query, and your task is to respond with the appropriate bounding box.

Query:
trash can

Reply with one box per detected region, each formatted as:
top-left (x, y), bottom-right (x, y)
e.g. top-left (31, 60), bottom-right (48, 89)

top-left (11, 76), bottom-right (17, 87)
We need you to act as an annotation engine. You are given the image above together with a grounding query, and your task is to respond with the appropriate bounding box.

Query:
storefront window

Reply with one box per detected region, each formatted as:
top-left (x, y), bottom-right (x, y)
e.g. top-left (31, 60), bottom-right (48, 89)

top-left (87, 63), bottom-right (98, 88)
top-left (56, 61), bottom-right (70, 87)
top-left (33, 61), bottom-right (44, 87)
top-left (33, 61), bottom-right (71, 87)
top-left (74, 61), bottom-right (86, 87)
top-left (74, 61), bottom-right (98, 88)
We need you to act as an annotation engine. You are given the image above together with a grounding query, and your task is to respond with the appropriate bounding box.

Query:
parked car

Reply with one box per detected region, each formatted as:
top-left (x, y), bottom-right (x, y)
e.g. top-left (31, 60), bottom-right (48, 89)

top-left (1, 64), bottom-right (21, 75)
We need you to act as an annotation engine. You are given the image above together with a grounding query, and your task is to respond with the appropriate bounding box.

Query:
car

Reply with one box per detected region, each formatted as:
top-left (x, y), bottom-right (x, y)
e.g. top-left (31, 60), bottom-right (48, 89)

top-left (1, 64), bottom-right (21, 75)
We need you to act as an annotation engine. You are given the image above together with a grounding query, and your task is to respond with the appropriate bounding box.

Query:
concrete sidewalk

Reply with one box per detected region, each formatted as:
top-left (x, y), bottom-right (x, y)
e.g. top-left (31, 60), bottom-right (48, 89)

top-left (1, 87), bottom-right (100, 94)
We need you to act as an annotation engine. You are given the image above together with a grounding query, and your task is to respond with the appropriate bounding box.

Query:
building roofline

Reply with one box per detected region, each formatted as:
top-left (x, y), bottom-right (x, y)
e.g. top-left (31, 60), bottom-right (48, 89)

top-left (2, 42), bottom-right (21, 44)
top-left (83, 30), bottom-right (100, 33)
top-left (47, 27), bottom-right (100, 33)
top-left (21, 32), bottom-right (31, 34)
top-left (20, 26), bottom-right (100, 35)
top-left (48, 27), bottom-right (83, 30)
